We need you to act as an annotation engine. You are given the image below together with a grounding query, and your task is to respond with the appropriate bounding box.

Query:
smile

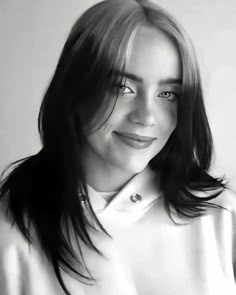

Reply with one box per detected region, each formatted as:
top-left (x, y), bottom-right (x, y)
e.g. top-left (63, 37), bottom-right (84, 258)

top-left (114, 132), bottom-right (156, 149)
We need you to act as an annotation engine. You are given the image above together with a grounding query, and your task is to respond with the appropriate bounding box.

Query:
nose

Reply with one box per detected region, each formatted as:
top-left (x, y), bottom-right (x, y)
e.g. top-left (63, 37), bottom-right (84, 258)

top-left (128, 94), bottom-right (156, 127)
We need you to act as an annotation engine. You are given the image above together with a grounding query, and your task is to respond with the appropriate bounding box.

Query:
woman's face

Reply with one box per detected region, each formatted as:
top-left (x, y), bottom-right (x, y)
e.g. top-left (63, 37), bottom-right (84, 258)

top-left (84, 25), bottom-right (182, 175)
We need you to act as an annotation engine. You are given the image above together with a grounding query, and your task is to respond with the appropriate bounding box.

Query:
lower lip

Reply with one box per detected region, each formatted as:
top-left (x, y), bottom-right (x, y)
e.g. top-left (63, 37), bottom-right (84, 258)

top-left (114, 132), bottom-right (155, 150)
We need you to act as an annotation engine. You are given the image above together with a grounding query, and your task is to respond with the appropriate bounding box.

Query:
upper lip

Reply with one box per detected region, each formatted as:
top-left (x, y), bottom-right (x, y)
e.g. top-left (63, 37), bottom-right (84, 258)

top-left (114, 132), bottom-right (156, 142)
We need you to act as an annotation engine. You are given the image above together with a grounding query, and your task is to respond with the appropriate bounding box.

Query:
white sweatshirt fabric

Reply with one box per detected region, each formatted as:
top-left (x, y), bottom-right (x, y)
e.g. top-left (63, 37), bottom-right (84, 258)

top-left (0, 166), bottom-right (236, 295)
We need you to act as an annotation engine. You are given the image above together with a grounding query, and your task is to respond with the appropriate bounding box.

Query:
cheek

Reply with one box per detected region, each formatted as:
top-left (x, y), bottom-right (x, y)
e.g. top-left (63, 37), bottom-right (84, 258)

top-left (86, 101), bottom-right (127, 148)
top-left (86, 116), bottom-right (121, 150)
top-left (170, 106), bottom-right (178, 129)
top-left (157, 102), bottom-right (177, 135)
top-left (102, 104), bottom-right (129, 133)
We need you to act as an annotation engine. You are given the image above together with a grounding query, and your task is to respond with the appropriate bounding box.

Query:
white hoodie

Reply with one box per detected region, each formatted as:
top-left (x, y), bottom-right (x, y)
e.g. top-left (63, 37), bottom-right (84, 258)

top-left (0, 166), bottom-right (235, 295)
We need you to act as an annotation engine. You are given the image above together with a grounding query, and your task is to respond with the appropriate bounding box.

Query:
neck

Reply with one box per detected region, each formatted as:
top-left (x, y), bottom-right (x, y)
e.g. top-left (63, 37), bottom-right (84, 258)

top-left (82, 149), bottom-right (136, 192)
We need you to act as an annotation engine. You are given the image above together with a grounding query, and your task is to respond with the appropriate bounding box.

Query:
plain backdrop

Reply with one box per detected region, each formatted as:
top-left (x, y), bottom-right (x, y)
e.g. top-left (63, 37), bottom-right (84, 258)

top-left (0, 0), bottom-right (236, 189)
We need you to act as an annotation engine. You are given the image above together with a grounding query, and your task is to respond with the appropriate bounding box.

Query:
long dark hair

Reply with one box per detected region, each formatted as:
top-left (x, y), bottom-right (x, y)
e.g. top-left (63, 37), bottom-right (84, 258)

top-left (0, 0), bottom-right (228, 294)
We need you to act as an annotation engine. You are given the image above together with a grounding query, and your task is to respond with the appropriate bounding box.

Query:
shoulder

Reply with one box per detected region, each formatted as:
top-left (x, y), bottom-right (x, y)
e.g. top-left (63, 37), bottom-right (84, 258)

top-left (187, 186), bottom-right (236, 214)
top-left (0, 199), bottom-right (31, 294)
top-left (203, 187), bottom-right (236, 215)
top-left (0, 199), bottom-right (34, 263)
top-left (213, 187), bottom-right (236, 214)
top-left (0, 200), bottom-right (64, 295)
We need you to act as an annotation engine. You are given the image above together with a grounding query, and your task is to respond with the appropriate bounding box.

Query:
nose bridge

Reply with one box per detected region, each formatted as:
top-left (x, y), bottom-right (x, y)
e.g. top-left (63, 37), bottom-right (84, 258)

top-left (129, 90), bottom-right (156, 126)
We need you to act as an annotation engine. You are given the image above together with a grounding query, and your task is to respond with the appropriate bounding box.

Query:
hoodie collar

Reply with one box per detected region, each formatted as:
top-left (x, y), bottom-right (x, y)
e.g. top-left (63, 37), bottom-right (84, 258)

top-left (86, 166), bottom-right (162, 225)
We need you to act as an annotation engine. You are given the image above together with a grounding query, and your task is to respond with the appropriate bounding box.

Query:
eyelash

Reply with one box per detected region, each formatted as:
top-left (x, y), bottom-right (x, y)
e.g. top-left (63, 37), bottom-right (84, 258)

top-left (118, 84), bottom-right (134, 94)
top-left (118, 85), bottom-right (178, 101)
top-left (158, 91), bottom-right (178, 101)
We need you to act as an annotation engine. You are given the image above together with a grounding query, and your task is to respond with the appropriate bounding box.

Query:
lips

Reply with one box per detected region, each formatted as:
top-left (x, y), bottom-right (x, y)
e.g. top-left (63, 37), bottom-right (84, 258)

top-left (114, 132), bottom-right (156, 142)
top-left (113, 132), bottom-right (156, 149)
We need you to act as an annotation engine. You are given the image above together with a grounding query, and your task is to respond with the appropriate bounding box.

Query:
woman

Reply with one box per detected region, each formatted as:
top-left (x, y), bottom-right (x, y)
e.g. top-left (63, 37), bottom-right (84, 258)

top-left (0, 0), bottom-right (235, 294)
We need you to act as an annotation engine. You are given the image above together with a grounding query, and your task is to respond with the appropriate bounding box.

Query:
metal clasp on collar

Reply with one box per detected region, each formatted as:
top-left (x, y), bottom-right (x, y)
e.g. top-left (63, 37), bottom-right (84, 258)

top-left (130, 193), bottom-right (142, 203)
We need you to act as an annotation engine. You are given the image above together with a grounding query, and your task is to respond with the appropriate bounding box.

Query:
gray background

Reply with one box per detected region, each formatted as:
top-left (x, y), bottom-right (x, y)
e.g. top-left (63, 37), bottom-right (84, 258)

top-left (0, 0), bottom-right (236, 189)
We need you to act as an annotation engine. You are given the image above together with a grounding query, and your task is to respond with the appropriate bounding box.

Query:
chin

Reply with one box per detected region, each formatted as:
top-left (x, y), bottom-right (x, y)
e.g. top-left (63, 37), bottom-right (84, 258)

top-left (120, 158), bottom-right (150, 175)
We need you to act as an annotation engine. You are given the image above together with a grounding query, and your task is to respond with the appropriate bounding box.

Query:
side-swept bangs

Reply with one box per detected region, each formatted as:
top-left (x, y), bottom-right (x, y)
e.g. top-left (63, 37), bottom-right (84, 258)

top-left (39, 0), bottom-right (146, 140)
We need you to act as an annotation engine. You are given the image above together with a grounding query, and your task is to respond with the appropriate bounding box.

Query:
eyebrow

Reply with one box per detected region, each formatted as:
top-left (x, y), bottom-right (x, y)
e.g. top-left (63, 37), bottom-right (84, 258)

top-left (118, 71), bottom-right (182, 85)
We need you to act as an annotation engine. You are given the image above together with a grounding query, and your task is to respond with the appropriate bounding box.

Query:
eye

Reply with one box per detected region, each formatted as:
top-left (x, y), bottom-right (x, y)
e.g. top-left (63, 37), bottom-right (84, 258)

top-left (158, 91), bottom-right (178, 101)
top-left (118, 84), bottom-right (134, 94)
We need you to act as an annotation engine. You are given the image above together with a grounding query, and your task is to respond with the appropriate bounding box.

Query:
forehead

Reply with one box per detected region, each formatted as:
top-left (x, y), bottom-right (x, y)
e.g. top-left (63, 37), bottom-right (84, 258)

top-left (125, 25), bottom-right (181, 82)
